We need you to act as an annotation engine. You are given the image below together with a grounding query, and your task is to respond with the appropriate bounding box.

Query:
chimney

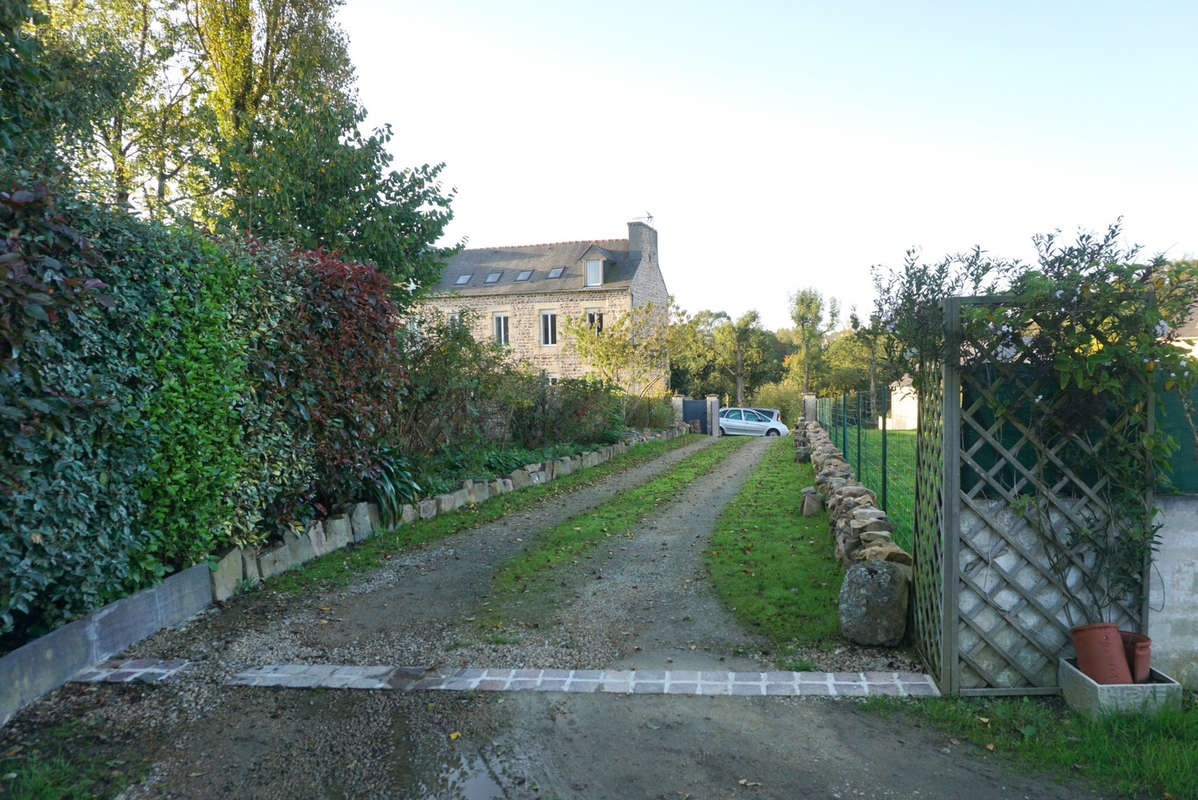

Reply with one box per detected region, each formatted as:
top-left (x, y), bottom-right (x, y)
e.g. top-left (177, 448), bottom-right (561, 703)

top-left (627, 220), bottom-right (658, 266)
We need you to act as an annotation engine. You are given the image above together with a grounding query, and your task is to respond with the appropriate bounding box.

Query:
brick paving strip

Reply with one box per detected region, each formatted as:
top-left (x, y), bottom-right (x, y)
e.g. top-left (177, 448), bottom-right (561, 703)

top-left (219, 664), bottom-right (939, 697)
top-left (70, 659), bottom-right (939, 697)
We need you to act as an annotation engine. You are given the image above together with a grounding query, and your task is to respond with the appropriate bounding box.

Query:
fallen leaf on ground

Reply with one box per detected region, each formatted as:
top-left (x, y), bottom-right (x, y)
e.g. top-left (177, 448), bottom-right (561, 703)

top-left (985, 743), bottom-right (995, 751)
top-left (449, 731), bottom-right (461, 740)
top-left (318, 606), bottom-right (331, 611)
top-left (949, 738), bottom-right (960, 745)
top-left (977, 716), bottom-right (990, 724)
top-left (738, 778), bottom-right (762, 787)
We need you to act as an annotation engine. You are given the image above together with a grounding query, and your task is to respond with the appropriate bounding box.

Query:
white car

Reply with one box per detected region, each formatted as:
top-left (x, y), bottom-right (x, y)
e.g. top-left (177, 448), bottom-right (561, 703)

top-left (718, 407), bottom-right (789, 437)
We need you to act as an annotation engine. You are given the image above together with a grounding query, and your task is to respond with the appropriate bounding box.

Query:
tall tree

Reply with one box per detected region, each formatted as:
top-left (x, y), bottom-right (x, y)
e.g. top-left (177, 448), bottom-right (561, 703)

top-left (713, 311), bottom-right (771, 406)
top-left (228, 91), bottom-right (455, 286)
top-left (790, 287), bottom-right (840, 394)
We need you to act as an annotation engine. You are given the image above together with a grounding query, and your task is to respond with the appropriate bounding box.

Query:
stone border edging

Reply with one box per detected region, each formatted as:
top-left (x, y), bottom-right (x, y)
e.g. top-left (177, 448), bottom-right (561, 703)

top-left (0, 424), bottom-right (691, 728)
top-left (795, 419), bottom-right (913, 649)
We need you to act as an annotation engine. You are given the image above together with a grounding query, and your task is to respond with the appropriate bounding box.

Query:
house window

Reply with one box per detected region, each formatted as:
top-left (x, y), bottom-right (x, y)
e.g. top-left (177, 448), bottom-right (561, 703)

top-left (585, 259), bottom-right (602, 286)
top-left (516, 270), bottom-right (532, 281)
top-left (493, 313), bottom-right (509, 346)
top-left (485, 271), bottom-right (502, 283)
top-left (454, 274), bottom-right (471, 285)
top-left (547, 267), bottom-right (565, 279)
top-left (540, 311), bottom-right (557, 345)
top-left (547, 374), bottom-right (559, 385)
top-left (447, 311), bottom-right (460, 326)
top-left (586, 308), bottom-right (604, 332)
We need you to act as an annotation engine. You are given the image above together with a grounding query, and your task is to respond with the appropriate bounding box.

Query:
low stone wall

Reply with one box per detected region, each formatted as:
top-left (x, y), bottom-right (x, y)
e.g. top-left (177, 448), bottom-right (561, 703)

top-left (0, 425), bottom-right (690, 728)
top-left (796, 420), bottom-right (912, 648)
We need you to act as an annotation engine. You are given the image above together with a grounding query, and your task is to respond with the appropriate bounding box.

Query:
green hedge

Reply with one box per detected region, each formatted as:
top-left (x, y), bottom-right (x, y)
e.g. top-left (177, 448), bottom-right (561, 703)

top-left (0, 184), bottom-right (633, 650)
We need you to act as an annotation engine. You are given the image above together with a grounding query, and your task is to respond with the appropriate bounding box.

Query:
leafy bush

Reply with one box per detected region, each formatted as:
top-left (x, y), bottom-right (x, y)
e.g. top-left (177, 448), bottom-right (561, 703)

top-left (138, 241), bottom-right (250, 569)
top-left (624, 393), bottom-right (673, 429)
top-left (271, 248), bottom-right (406, 510)
top-left (751, 379), bottom-right (803, 426)
top-left (0, 183), bottom-right (204, 641)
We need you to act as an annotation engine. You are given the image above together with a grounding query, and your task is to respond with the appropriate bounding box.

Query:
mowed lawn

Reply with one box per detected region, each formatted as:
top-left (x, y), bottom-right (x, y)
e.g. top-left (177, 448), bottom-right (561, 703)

top-left (706, 437), bottom-right (842, 650)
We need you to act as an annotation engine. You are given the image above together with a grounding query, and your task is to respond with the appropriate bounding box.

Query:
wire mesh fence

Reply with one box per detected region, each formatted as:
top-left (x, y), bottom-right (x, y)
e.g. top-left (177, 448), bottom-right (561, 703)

top-left (816, 385), bottom-right (917, 551)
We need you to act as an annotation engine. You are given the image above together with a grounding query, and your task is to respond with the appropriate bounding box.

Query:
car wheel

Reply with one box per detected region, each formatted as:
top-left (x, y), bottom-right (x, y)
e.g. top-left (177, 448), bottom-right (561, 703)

top-left (766, 429), bottom-right (779, 436)
top-left (719, 427), bottom-right (727, 436)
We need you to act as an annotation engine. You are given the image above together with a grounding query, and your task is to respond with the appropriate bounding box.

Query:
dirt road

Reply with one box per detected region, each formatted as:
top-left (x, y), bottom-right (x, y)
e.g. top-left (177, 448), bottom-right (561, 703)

top-left (4, 437), bottom-right (1096, 799)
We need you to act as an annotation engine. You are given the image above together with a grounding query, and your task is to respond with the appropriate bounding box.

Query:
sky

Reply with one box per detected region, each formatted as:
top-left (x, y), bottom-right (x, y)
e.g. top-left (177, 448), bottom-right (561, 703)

top-left (338, 1), bottom-right (1198, 331)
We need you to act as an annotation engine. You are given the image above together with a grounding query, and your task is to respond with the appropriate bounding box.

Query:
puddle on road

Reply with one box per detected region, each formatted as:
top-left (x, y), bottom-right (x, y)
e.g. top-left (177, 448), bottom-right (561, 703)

top-left (410, 753), bottom-right (506, 800)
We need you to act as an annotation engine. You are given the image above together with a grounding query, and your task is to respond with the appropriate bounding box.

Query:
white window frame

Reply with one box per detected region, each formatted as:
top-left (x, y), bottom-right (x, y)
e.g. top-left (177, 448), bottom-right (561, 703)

top-left (454, 273), bottom-right (472, 285)
top-left (547, 267), bottom-right (565, 279)
top-left (493, 312), bottom-right (509, 346)
top-left (585, 259), bottom-right (602, 286)
top-left (515, 270), bottom-right (533, 281)
top-left (586, 308), bottom-right (604, 332)
top-left (485, 271), bottom-right (502, 283)
top-left (540, 310), bottom-right (558, 346)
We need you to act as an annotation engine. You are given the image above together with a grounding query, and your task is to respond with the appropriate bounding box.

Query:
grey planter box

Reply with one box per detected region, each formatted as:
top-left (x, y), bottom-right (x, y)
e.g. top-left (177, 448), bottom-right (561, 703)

top-left (1059, 658), bottom-right (1182, 719)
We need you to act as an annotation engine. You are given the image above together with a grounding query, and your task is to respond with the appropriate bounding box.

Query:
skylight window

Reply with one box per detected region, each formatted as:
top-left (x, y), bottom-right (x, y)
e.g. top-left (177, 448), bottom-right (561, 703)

top-left (454, 274), bottom-right (471, 285)
top-left (547, 267), bottom-right (565, 278)
top-left (485, 271), bottom-right (502, 283)
top-left (516, 270), bottom-right (533, 281)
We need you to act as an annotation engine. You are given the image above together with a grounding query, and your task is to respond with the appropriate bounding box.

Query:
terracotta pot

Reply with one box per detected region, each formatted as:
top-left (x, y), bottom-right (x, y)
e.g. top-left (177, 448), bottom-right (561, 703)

top-left (1071, 622), bottom-right (1132, 685)
top-left (1120, 631), bottom-right (1152, 684)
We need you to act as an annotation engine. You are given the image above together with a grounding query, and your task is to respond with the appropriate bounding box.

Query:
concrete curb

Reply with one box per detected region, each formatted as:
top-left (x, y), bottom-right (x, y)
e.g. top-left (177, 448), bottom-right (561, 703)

top-left (0, 563), bottom-right (210, 727)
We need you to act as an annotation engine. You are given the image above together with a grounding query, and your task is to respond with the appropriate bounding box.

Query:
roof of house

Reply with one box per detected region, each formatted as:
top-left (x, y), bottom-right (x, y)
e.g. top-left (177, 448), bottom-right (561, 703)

top-left (430, 238), bottom-right (643, 297)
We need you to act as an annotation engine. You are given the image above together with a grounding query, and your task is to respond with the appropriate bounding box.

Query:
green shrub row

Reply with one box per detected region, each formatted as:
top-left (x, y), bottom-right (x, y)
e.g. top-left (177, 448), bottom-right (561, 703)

top-left (0, 185), bottom-right (626, 649)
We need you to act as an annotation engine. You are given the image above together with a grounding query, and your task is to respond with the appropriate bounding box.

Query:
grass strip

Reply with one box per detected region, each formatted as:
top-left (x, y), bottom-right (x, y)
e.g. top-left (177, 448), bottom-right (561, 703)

top-left (268, 435), bottom-right (707, 595)
top-left (862, 694), bottom-right (1198, 799)
top-left (706, 437), bottom-right (843, 655)
top-left (483, 435), bottom-right (749, 625)
top-left (0, 720), bottom-right (152, 800)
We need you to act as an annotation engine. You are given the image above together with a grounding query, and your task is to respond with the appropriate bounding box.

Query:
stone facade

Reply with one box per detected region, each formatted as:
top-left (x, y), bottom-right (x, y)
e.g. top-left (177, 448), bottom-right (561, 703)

top-left (422, 221), bottom-right (670, 393)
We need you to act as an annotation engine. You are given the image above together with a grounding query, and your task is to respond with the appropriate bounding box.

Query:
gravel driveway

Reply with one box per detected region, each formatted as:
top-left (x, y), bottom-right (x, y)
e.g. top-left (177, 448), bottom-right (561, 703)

top-left (3, 436), bottom-right (1097, 799)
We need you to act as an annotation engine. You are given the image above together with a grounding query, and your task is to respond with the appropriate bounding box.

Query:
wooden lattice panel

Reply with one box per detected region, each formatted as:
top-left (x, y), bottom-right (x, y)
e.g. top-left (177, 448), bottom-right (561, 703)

top-left (912, 359), bottom-right (945, 689)
top-left (944, 298), bottom-right (1145, 694)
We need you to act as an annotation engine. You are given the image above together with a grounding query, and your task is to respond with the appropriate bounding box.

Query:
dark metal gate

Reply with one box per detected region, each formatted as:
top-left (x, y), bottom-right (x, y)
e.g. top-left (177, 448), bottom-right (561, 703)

top-left (682, 399), bottom-right (708, 434)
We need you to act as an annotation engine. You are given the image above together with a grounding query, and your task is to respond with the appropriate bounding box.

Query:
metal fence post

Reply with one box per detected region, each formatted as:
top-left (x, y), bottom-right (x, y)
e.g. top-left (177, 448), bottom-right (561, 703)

top-left (842, 393), bottom-right (848, 455)
top-left (855, 391), bottom-right (862, 478)
top-left (880, 388), bottom-right (888, 512)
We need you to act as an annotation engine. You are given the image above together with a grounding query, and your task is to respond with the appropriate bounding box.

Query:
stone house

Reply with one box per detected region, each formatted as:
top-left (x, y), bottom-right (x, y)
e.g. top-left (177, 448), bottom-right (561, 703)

top-left (422, 221), bottom-right (670, 392)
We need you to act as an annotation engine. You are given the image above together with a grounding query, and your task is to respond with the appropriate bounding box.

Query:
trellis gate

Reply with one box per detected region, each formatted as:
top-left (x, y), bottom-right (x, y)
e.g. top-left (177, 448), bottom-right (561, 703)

top-left (911, 297), bottom-right (1147, 696)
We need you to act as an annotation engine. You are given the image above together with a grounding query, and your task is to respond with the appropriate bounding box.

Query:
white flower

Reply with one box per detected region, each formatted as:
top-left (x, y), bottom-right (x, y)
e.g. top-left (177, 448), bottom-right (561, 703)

top-left (1154, 321), bottom-right (1170, 337)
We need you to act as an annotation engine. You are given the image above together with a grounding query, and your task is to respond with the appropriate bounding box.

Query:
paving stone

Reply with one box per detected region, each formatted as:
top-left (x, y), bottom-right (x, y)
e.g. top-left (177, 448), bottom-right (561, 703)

top-left (697, 684), bottom-right (730, 695)
top-left (599, 681), bottom-right (631, 693)
top-left (868, 684), bottom-right (904, 695)
top-left (666, 683), bottom-right (698, 695)
top-left (538, 679), bottom-right (567, 692)
top-left (731, 684), bottom-right (765, 696)
top-left (897, 671), bottom-right (928, 682)
top-left (633, 670), bottom-right (666, 682)
top-left (571, 670), bottom-right (602, 680)
top-left (74, 670), bottom-right (105, 682)
top-left (453, 668), bottom-right (486, 680)
top-left (833, 672), bottom-right (863, 682)
top-left (669, 670), bottom-right (700, 682)
top-left (864, 671), bottom-right (898, 681)
top-left (800, 683), bottom-right (832, 696)
top-left (108, 671), bottom-right (136, 682)
top-left (345, 678), bottom-right (388, 690)
top-left (602, 670), bottom-right (632, 681)
top-left (732, 672), bottom-right (765, 684)
top-left (901, 683), bottom-right (939, 696)
top-left (513, 668), bottom-right (542, 679)
top-left (765, 671), bottom-right (795, 683)
top-left (564, 681), bottom-right (599, 693)
top-left (484, 669), bottom-right (514, 679)
top-left (442, 679), bottom-right (478, 691)
top-left (833, 683), bottom-right (868, 696)
top-left (633, 682), bottom-right (665, 694)
top-left (700, 671), bottom-right (729, 683)
top-left (509, 679), bottom-right (541, 690)
top-left (541, 669), bottom-right (570, 680)
top-left (476, 679), bottom-right (509, 691)
top-left (766, 683), bottom-right (796, 695)
top-left (277, 673), bottom-right (323, 688)
top-left (411, 678), bottom-right (448, 690)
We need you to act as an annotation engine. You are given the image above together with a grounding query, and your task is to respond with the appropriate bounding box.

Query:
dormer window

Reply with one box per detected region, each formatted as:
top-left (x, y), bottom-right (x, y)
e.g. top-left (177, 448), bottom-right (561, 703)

top-left (547, 267), bottom-right (565, 279)
top-left (585, 260), bottom-right (602, 286)
top-left (485, 271), bottom-right (502, 284)
top-left (516, 270), bottom-right (532, 281)
top-left (454, 274), bottom-right (471, 285)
